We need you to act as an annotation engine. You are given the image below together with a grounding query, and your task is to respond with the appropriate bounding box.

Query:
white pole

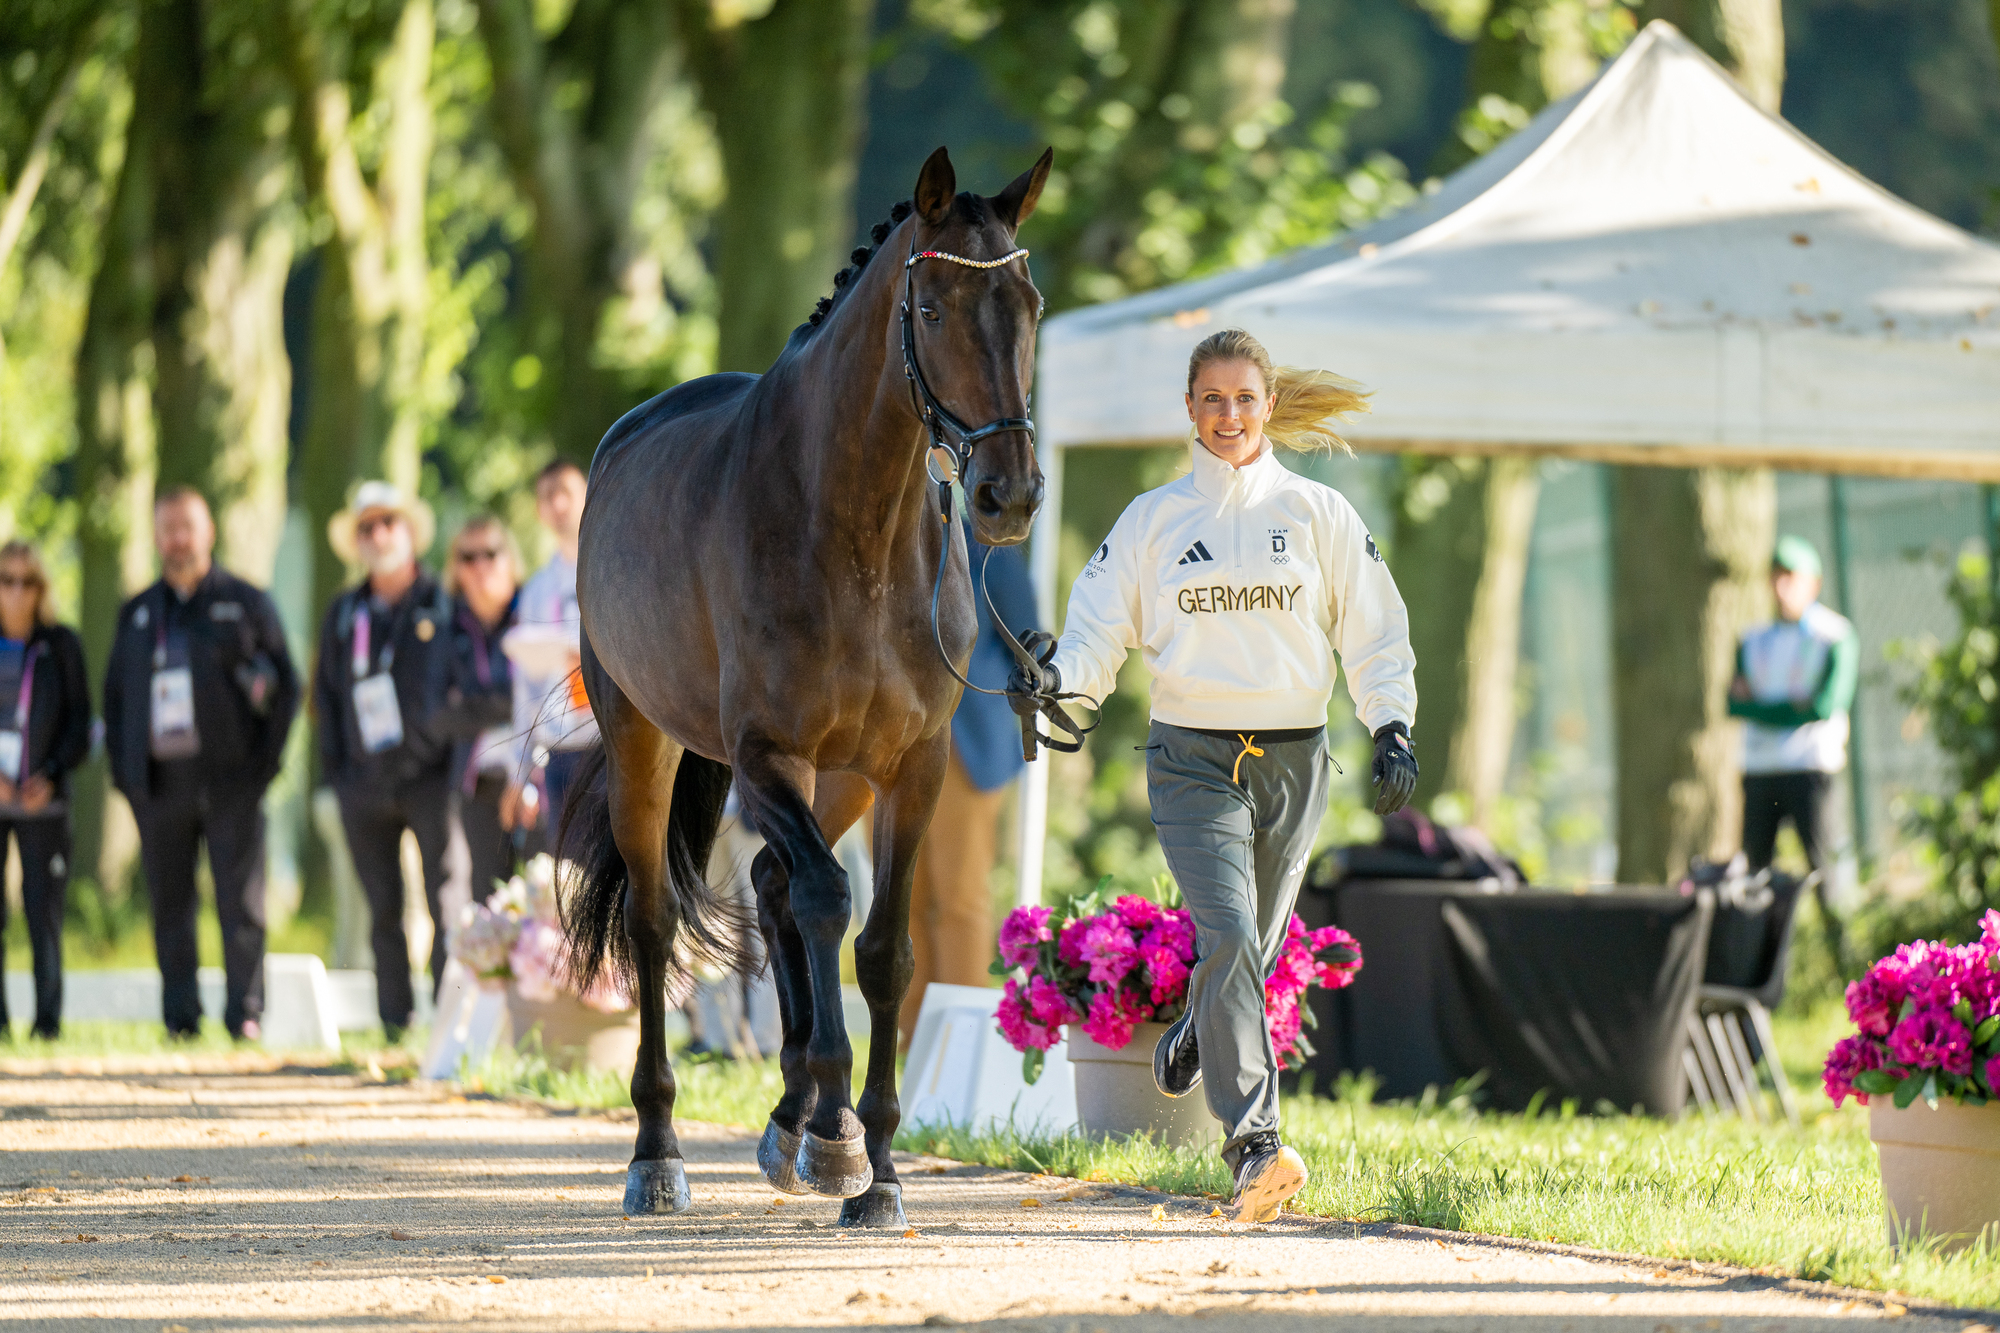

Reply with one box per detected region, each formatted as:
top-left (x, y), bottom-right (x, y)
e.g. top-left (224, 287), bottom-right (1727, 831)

top-left (1014, 416), bottom-right (1065, 908)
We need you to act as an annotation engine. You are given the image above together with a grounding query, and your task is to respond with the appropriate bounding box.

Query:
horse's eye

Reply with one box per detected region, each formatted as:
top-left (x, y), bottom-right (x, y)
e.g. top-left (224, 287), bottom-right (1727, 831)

top-left (919, 304), bottom-right (940, 323)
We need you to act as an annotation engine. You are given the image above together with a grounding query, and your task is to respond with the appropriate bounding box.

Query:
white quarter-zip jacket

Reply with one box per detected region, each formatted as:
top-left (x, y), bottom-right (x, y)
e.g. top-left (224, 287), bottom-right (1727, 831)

top-left (1052, 441), bottom-right (1417, 734)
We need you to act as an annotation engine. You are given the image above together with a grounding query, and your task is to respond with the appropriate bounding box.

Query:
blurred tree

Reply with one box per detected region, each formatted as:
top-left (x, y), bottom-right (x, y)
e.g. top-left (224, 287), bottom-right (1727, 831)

top-left (70, 0), bottom-right (297, 896)
top-left (273, 0), bottom-right (434, 615)
top-left (1398, 0), bottom-right (1633, 829)
top-left (674, 0), bottom-right (878, 373)
top-left (1608, 0), bottom-right (1781, 883)
top-left (0, 6), bottom-right (101, 289)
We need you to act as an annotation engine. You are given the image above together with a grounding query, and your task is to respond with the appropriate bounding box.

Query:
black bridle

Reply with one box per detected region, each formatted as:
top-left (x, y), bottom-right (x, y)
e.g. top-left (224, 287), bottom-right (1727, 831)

top-left (901, 234), bottom-right (1096, 761)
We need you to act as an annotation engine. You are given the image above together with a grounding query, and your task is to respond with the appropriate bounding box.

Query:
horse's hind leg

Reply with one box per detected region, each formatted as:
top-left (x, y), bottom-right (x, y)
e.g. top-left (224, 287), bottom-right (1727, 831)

top-left (592, 659), bottom-right (692, 1215)
top-left (733, 742), bottom-right (870, 1198)
top-left (841, 732), bottom-right (945, 1228)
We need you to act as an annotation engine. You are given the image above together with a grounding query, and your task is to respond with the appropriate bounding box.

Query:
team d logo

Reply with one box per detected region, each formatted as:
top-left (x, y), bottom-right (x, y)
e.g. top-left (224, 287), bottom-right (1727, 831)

top-left (1268, 529), bottom-right (1290, 565)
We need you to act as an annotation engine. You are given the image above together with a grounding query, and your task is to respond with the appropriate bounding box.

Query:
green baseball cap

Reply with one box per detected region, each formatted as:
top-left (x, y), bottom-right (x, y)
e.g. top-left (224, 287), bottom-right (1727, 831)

top-left (1772, 534), bottom-right (1822, 579)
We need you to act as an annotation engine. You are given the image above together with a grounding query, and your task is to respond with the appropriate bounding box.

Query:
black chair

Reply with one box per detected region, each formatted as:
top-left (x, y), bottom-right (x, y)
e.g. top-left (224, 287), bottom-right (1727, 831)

top-left (1680, 866), bottom-right (1813, 1124)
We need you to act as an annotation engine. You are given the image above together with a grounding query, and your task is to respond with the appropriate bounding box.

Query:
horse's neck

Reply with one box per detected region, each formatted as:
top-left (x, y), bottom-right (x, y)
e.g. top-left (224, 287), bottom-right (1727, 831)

top-left (754, 260), bottom-right (933, 555)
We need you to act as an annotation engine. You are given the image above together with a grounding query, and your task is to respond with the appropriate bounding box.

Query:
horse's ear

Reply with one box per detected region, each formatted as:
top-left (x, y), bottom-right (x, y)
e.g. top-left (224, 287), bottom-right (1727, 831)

top-left (992, 147), bottom-right (1054, 230)
top-left (915, 147), bottom-right (956, 226)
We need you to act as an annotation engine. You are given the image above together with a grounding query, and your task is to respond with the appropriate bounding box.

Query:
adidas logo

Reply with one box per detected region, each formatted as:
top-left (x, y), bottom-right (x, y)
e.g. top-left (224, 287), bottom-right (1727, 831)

top-left (1177, 541), bottom-right (1215, 565)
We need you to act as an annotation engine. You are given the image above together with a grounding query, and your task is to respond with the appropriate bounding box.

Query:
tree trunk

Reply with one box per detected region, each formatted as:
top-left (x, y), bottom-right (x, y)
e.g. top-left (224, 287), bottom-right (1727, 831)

top-left (1609, 0), bottom-right (1784, 883)
top-left (476, 0), bottom-right (676, 461)
top-left (1394, 458), bottom-right (1487, 814)
top-left (679, 0), bottom-right (878, 374)
top-left (1610, 467), bottom-right (1773, 881)
top-left (1444, 456), bottom-right (1540, 827)
top-left (277, 0), bottom-right (434, 614)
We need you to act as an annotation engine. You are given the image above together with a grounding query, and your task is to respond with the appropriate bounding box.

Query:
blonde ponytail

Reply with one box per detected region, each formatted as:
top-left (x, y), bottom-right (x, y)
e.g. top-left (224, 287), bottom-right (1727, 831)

top-left (1186, 328), bottom-right (1370, 457)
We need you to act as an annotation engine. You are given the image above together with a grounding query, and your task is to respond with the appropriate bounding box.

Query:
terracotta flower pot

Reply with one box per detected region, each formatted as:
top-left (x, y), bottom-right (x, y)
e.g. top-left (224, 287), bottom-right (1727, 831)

top-left (506, 988), bottom-right (641, 1075)
top-left (1066, 1022), bottom-right (1219, 1148)
top-left (1868, 1098), bottom-right (2000, 1251)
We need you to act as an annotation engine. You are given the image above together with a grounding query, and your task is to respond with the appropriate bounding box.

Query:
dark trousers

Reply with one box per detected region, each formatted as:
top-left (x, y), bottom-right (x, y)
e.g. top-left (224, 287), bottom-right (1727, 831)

top-left (134, 782), bottom-right (268, 1035)
top-left (1742, 771), bottom-right (1833, 872)
top-left (337, 769), bottom-right (453, 1030)
top-left (543, 748), bottom-right (586, 833)
top-left (0, 816), bottom-right (69, 1036)
top-left (461, 771), bottom-right (515, 906)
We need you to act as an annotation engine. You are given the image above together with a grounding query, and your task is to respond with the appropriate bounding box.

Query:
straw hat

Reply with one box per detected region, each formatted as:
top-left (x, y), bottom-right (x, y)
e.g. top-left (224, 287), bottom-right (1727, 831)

top-left (327, 481), bottom-right (436, 564)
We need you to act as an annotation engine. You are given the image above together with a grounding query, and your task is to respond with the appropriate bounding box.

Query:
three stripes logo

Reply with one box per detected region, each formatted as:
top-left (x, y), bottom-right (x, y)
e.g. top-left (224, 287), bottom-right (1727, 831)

top-left (1177, 540), bottom-right (1215, 566)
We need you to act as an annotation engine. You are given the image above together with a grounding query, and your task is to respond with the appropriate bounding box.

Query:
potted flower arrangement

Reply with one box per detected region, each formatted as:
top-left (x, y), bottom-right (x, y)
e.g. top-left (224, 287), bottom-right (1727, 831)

top-left (994, 879), bottom-right (1361, 1144)
top-left (448, 854), bottom-right (639, 1073)
top-left (1823, 909), bottom-right (2000, 1249)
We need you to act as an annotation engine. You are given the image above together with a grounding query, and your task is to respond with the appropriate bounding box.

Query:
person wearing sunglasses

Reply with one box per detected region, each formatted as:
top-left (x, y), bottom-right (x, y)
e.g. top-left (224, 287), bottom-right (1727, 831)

top-left (102, 488), bottom-right (299, 1042)
top-left (435, 514), bottom-right (523, 907)
top-left (0, 541), bottom-right (90, 1040)
top-left (315, 481), bottom-right (459, 1041)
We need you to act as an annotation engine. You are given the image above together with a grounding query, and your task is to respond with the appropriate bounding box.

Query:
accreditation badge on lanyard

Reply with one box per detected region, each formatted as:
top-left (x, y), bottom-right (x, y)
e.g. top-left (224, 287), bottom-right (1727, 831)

top-left (149, 614), bottom-right (201, 761)
top-left (0, 644), bottom-right (34, 782)
top-left (351, 604), bottom-right (405, 755)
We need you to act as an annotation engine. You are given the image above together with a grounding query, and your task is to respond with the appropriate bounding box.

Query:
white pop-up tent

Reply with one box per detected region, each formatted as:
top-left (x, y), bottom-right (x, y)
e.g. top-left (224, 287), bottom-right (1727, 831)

top-left (1011, 20), bottom-right (2000, 903)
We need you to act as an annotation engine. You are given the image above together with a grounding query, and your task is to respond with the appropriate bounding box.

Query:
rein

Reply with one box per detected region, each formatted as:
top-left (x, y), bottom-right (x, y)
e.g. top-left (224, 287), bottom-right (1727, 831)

top-left (901, 236), bottom-right (1097, 761)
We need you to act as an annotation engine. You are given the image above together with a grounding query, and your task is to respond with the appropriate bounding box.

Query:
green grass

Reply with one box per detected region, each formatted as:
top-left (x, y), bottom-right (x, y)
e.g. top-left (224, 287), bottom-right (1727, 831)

top-left (0, 1018), bottom-right (411, 1060)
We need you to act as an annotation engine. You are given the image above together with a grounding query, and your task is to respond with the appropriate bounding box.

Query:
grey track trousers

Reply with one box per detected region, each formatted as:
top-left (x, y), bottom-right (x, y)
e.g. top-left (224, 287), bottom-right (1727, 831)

top-left (1145, 721), bottom-right (1329, 1170)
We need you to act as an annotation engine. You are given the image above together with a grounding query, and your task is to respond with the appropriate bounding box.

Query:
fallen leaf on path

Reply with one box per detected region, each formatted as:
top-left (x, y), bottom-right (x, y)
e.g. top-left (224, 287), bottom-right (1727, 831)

top-left (644, 1267), bottom-right (653, 1279)
top-left (387, 1231), bottom-right (414, 1241)
top-left (485, 1275), bottom-right (506, 1284)
top-left (61, 1234), bottom-right (98, 1243)
top-left (771, 1197), bottom-right (786, 1206)
top-left (1882, 1305), bottom-right (1906, 1319)
top-left (1208, 1207), bottom-right (1223, 1218)
top-left (902, 1228), bottom-right (918, 1239)
top-left (926, 1165), bottom-right (948, 1175)
top-left (1018, 1198), bottom-right (1041, 1208)
top-left (1149, 1204), bottom-right (1165, 1223)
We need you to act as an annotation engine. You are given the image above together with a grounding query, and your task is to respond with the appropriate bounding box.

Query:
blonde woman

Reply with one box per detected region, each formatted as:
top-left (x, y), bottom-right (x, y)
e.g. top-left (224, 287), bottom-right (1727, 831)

top-left (438, 514), bottom-right (523, 903)
top-left (1008, 329), bottom-right (1419, 1221)
top-left (0, 541), bottom-right (92, 1039)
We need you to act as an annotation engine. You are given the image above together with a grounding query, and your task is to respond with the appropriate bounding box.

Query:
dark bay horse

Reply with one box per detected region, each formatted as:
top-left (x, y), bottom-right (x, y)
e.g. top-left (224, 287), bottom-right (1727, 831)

top-left (560, 147), bottom-right (1051, 1227)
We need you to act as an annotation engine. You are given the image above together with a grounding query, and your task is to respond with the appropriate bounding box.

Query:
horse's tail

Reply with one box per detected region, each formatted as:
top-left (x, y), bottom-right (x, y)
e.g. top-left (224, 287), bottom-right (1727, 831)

top-left (555, 742), bottom-right (743, 994)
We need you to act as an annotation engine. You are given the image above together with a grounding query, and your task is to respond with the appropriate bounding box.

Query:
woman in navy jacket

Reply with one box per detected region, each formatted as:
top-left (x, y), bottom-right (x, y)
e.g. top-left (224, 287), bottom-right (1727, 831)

top-left (0, 541), bottom-right (92, 1039)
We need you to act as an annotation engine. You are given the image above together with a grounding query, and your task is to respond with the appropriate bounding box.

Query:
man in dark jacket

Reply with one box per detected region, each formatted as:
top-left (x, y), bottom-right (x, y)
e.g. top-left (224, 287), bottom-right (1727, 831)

top-left (315, 482), bottom-right (459, 1037)
top-left (103, 487), bottom-right (299, 1041)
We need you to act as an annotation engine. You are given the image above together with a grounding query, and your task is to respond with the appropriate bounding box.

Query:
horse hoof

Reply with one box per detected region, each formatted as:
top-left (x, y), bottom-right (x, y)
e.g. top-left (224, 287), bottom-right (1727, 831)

top-left (758, 1120), bottom-right (812, 1196)
top-left (837, 1182), bottom-right (906, 1229)
top-left (794, 1130), bottom-right (872, 1199)
top-left (622, 1158), bottom-right (692, 1215)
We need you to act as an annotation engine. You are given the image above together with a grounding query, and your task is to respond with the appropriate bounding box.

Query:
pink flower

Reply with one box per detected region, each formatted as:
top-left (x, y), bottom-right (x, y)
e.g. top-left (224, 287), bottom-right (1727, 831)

top-left (1080, 987), bottom-right (1150, 1049)
top-left (1114, 895), bottom-right (1165, 931)
top-left (997, 977), bottom-right (1059, 1052)
top-left (1026, 974), bottom-right (1080, 1030)
top-left (1843, 973), bottom-right (1901, 1038)
top-left (1309, 925), bottom-right (1363, 988)
top-left (1266, 992), bottom-right (1304, 1069)
top-left (1981, 909), bottom-right (2000, 947)
top-left (1136, 915), bottom-right (1195, 1006)
top-left (998, 905), bottom-right (1055, 969)
top-left (1886, 1010), bottom-right (1974, 1076)
top-left (509, 919), bottom-right (565, 1003)
top-left (1823, 1034), bottom-right (1883, 1107)
top-left (1060, 917), bottom-right (1139, 985)
top-left (1986, 1053), bottom-right (2000, 1097)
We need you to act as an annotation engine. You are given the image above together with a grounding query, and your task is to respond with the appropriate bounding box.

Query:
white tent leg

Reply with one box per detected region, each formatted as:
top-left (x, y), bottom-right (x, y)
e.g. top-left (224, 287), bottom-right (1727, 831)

top-left (1014, 419), bottom-right (1066, 908)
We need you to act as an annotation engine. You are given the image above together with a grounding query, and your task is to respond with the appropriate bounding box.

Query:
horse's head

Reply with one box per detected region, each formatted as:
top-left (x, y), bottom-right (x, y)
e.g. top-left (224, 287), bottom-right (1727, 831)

top-left (902, 146), bottom-right (1052, 547)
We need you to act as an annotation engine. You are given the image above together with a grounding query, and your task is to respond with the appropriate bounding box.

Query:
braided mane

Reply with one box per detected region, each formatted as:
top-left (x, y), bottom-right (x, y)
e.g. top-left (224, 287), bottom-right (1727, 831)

top-left (806, 200), bottom-right (914, 330)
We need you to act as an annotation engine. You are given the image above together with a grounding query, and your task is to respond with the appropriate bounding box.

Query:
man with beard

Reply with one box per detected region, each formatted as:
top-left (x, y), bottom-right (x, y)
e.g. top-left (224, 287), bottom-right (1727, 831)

top-left (104, 487), bottom-right (299, 1041)
top-left (315, 482), bottom-right (458, 1040)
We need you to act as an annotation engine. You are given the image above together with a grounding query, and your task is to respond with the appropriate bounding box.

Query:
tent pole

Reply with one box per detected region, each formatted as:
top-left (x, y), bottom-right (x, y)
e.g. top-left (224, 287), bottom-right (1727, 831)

top-left (1828, 475), bottom-right (1869, 863)
top-left (1014, 427), bottom-right (1065, 908)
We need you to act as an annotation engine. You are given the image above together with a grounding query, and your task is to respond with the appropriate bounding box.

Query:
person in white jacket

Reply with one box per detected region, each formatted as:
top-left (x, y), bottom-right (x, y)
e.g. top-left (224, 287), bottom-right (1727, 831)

top-left (1009, 328), bottom-right (1418, 1223)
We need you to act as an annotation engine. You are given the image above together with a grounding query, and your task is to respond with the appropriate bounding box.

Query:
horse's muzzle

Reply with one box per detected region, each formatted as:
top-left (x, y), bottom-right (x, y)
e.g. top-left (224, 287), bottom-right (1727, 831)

top-left (970, 473), bottom-right (1042, 545)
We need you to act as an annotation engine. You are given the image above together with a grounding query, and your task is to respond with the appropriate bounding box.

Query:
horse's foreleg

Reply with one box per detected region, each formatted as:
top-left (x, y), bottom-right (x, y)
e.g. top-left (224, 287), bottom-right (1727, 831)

top-left (733, 743), bottom-right (870, 1198)
top-left (600, 685), bottom-right (690, 1215)
top-left (840, 733), bottom-right (945, 1228)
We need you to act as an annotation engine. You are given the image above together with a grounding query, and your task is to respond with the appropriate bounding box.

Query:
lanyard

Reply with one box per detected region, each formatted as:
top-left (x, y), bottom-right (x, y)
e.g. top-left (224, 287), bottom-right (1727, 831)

top-left (9, 643), bottom-right (37, 731)
top-left (457, 606), bottom-right (493, 685)
top-left (353, 602), bottom-right (398, 679)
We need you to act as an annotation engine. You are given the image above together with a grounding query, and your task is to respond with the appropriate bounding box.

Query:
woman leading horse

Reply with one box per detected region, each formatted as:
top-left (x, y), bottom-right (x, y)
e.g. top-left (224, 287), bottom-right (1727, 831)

top-left (561, 146), bottom-right (1051, 1228)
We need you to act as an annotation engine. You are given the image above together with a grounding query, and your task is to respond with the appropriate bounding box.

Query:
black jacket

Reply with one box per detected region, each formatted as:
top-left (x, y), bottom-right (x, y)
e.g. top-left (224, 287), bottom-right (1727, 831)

top-left (103, 569), bottom-right (300, 800)
top-left (434, 592), bottom-right (519, 790)
top-left (2, 622), bottom-right (92, 802)
top-left (314, 571), bottom-right (460, 789)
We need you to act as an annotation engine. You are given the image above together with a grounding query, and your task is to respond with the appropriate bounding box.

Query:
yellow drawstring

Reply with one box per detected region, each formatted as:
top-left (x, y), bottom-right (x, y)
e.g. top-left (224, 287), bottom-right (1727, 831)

top-left (1231, 733), bottom-right (1264, 785)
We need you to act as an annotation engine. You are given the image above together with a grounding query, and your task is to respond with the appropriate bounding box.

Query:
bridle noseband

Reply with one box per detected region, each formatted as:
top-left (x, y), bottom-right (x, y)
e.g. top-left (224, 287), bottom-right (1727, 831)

top-left (902, 232), bottom-right (1096, 760)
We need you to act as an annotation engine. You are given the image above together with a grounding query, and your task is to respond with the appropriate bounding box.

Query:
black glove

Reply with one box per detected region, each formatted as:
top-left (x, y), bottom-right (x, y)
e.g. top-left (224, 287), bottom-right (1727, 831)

top-left (1006, 629), bottom-right (1061, 715)
top-left (1371, 721), bottom-right (1418, 816)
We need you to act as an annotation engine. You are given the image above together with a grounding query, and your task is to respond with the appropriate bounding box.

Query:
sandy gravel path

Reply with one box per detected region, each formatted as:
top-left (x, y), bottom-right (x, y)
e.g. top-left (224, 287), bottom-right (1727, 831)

top-left (0, 1062), bottom-right (1983, 1332)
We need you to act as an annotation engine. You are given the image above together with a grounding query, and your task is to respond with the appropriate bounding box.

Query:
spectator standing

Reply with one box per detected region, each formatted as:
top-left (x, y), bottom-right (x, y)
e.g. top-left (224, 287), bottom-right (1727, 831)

top-left (0, 541), bottom-right (91, 1040)
top-left (1728, 534), bottom-right (1859, 950)
top-left (502, 459), bottom-right (597, 828)
top-left (897, 523), bottom-right (1039, 1047)
top-left (104, 489), bottom-right (299, 1041)
top-left (316, 483), bottom-right (457, 1037)
top-left (438, 514), bottom-right (522, 904)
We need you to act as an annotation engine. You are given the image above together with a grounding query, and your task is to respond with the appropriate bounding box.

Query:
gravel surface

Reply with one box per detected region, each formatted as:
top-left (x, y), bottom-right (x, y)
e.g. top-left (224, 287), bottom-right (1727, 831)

top-left (0, 1062), bottom-right (1984, 1332)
